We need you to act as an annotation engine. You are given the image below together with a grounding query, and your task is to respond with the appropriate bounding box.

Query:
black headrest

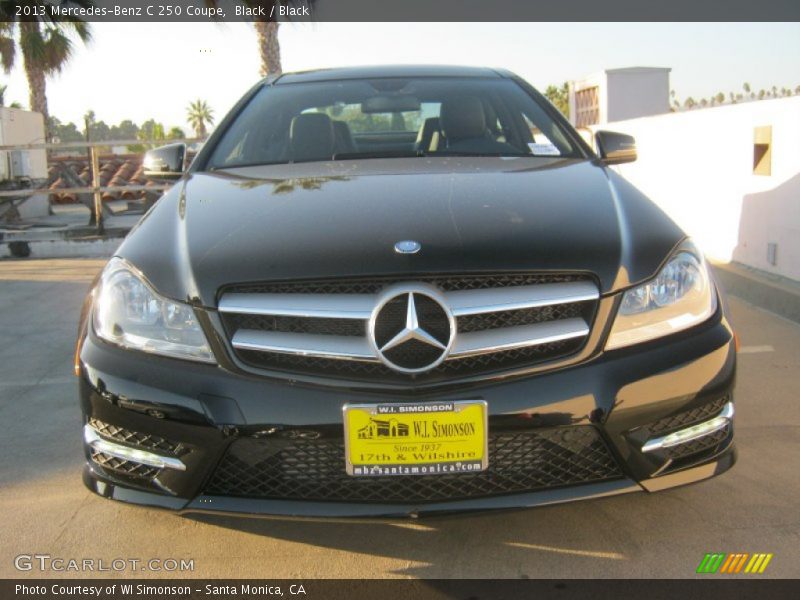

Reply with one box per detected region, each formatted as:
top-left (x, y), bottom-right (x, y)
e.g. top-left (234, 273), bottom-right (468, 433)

top-left (416, 117), bottom-right (440, 145)
top-left (290, 113), bottom-right (335, 162)
top-left (440, 97), bottom-right (486, 142)
top-left (332, 120), bottom-right (356, 154)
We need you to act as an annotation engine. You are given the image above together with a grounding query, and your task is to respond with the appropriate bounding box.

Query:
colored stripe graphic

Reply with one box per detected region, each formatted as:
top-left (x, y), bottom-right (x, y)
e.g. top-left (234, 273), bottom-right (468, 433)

top-left (720, 553), bottom-right (750, 573)
top-left (744, 553), bottom-right (774, 574)
top-left (734, 554), bottom-right (750, 573)
top-left (701, 553), bottom-right (773, 574)
top-left (697, 553), bottom-right (726, 573)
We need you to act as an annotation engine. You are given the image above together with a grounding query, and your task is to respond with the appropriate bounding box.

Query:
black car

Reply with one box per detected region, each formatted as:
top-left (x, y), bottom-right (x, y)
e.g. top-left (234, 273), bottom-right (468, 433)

top-left (76, 65), bottom-right (735, 517)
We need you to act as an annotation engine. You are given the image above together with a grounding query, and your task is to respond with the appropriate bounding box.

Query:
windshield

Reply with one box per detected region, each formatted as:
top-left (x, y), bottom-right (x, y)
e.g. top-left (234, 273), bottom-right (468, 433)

top-left (206, 77), bottom-right (581, 169)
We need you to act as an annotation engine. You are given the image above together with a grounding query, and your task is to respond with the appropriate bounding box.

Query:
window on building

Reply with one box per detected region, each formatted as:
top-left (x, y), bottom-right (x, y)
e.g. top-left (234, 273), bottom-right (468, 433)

top-left (753, 125), bottom-right (772, 176)
top-left (575, 87), bottom-right (600, 128)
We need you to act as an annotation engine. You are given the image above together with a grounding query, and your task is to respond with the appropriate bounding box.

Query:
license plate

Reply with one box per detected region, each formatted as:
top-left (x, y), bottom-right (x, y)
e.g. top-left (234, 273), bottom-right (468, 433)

top-left (343, 400), bottom-right (488, 476)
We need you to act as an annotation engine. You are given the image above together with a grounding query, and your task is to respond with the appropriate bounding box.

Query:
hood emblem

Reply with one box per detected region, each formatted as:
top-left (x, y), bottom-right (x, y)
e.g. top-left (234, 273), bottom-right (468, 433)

top-left (394, 240), bottom-right (421, 254)
top-left (368, 284), bottom-right (456, 374)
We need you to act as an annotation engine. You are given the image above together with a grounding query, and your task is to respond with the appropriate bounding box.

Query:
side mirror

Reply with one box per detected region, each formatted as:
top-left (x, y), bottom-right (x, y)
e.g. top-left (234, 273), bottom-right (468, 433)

top-left (595, 131), bottom-right (637, 165)
top-left (143, 143), bottom-right (186, 179)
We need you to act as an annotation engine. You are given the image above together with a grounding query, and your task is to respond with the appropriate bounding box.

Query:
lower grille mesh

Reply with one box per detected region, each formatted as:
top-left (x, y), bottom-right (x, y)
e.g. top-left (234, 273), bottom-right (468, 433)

top-left (204, 426), bottom-right (623, 504)
top-left (90, 450), bottom-right (158, 479)
top-left (88, 418), bottom-right (180, 454)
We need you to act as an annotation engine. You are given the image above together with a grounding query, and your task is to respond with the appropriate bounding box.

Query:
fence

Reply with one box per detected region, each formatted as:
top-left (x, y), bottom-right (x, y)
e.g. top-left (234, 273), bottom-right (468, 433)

top-left (0, 138), bottom-right (198, 238)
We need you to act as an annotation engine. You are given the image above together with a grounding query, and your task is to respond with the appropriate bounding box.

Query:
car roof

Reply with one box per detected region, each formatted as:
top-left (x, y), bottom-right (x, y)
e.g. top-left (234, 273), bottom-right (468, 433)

top-left (273, 65), bottom-right (511, 84)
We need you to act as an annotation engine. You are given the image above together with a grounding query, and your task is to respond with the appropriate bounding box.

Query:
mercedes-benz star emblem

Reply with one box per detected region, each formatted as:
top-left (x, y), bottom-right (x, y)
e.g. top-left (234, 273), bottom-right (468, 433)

top-left (394, 240), bottom-right (421, 254)
top-left (368, 284), bottom-right (456, 374)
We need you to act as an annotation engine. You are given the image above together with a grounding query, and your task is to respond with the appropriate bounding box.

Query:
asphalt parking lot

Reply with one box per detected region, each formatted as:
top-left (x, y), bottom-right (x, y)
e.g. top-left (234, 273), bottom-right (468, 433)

top-left (1, 258), bottom-right (798, 579)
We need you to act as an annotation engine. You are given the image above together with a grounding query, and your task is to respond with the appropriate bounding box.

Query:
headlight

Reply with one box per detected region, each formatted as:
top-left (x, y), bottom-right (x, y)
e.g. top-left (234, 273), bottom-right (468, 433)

top-left (93, 257), bottom-right (215, 363)
top-left (606, 241), bottom-right (717, 350)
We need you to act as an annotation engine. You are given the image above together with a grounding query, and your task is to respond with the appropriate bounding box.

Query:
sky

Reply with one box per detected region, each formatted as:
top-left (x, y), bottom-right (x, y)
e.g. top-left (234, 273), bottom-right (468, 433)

top-left (2, 22), bottom-right (799, 133)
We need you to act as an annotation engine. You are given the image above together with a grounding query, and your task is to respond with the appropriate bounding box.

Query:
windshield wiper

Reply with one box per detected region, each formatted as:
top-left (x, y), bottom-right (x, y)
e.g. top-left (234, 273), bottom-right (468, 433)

top-left (332, 150), bottom-right (426, 160)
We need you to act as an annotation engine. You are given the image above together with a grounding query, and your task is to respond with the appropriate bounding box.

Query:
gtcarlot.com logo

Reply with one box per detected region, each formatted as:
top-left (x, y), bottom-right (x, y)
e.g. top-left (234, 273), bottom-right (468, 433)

top-left (696, 553), bottom-right (774, 574)
top-left (14, 554), bottom-right (194, 573)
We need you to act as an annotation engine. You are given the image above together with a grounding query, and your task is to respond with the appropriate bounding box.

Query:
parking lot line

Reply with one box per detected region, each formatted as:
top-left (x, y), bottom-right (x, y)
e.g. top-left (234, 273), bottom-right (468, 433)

top-left (738, 345), bottom-right (775, 354)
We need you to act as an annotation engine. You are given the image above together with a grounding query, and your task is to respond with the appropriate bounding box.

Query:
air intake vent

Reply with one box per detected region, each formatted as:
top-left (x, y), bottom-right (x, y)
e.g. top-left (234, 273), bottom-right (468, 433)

top-left (205, 426), bottom-right (623, 503)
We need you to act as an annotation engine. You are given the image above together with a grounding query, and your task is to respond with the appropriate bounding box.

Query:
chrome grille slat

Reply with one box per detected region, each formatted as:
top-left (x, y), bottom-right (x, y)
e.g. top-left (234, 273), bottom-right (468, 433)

top-left (219, 293), bottom-right (373, 319)
top-left (232, 330), bottom-right (377, 361)
top-left (231, 318), bottom-right (589, 361)
top-left (218, 282), bottom-right (598, 320)
top-left (217, 274), bottom-right (598, 381)
top-left (450, 318), bottom-right (590, 357)
top-left (446, 282), bottom-right (599, 316)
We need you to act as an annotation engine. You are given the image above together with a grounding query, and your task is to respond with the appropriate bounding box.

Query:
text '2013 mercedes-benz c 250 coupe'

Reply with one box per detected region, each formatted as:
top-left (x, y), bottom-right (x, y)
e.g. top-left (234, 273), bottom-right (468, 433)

top-left (76, 66), bottom-right (736, 517)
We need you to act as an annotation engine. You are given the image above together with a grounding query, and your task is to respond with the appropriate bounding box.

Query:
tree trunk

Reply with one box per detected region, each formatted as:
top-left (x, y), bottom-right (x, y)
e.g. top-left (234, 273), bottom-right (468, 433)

top-left (255, 21), bottom-right (282, 77)
top-left (20, 22), bottom-right (50, 133)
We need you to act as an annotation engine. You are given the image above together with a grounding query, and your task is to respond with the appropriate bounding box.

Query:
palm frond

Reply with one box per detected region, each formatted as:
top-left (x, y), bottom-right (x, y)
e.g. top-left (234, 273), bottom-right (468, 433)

top-left (41, 28), bottom-right (74, 73)
top-left (0, 34), bottom-right (16, 73)
top-left (19, 22), bottom-right (48, 65)
top-left (62, 20), bottom-right (92, 44)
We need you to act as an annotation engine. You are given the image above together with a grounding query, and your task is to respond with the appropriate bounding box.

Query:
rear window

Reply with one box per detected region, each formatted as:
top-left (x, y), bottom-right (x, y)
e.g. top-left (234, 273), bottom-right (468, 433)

top-left (207, 77), bottom-right (580, 169)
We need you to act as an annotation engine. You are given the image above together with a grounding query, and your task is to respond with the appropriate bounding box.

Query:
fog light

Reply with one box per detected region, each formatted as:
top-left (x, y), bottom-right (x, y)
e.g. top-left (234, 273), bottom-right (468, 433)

top-left (642, 402), bottom-right (734, 453)
top-left (84, 425), bottom-right (186, 471)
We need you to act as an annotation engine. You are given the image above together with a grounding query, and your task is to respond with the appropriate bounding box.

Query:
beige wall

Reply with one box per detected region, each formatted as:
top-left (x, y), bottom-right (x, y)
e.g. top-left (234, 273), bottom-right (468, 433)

top-left (605, 68), bottom-right (671, 123)
top-left (0, 107), bottom-right (48, 181)
top-left (591, 96), bottom-right (800, 282)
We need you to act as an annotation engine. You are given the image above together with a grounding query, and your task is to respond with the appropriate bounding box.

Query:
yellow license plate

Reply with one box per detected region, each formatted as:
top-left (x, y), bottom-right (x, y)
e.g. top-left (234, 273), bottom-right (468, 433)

top-left (343, 400), bottom-right (488, 476)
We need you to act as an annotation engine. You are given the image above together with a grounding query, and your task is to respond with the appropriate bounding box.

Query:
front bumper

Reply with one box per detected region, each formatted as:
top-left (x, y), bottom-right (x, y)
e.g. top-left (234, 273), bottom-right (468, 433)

top-left (78, 303), bottom-right (736, 517)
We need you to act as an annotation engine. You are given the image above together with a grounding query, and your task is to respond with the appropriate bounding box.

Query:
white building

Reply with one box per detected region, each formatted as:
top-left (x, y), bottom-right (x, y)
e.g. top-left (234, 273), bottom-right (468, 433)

top-left (0, 107), bottom-right (49, 219)
top-left (569, 67), bottom-right (672, 128)
top-left (570, 68), bottom-right (800, 283)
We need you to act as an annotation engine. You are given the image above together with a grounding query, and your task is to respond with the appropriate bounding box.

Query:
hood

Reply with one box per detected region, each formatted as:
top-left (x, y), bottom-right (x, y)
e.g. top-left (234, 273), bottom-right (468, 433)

top-left (117, 157), bottom-right (684, 306)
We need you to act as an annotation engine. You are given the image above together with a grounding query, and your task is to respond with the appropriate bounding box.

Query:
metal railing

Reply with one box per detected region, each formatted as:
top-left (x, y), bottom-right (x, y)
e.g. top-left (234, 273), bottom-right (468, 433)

top-left (0, 138), bottom-right (200, 235)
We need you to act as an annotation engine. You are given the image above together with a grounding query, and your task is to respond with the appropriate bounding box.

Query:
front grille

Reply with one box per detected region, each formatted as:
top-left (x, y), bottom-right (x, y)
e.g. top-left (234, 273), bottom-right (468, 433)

top-left (646, 396), bottom-right (730, 435)
top-left (219, 273), bottom-right (598, 384)
top-left (90, 450), bottom-right (158, 479)
top-left (88, 418), bottom-right (180, 454)
top-left (204, 426), bottom-right (623, 503)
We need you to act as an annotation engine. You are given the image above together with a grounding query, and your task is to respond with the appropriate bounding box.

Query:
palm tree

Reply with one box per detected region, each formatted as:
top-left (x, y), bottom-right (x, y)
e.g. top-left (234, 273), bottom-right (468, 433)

top-left (0, 2), bottom-right (92, 133)
top-left (255, 21), bottom-right (282, 77)
top-left (202, 1), bottom-right (284, 76)
top-left (186, 99), bottom-right (215, 139)
top-left (0, 83), bottom-right (7, 106)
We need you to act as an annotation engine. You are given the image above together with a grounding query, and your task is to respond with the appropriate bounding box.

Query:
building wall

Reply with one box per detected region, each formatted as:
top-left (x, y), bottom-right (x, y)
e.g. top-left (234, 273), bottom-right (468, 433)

top-left (0, 107), bottom-right (48, 181)
top-left (605, 68), bottom-right (671, 123)
top-left (591, 96), bottom-right (800, 281)
top-left (569, 67), bottom-right (671, 127)
top-left (0, 108), bottom-right (50, 219)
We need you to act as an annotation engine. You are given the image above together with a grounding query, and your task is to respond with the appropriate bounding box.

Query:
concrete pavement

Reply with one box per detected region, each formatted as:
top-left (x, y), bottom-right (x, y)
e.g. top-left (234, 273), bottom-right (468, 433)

top-left (0, 259), bottom-right (798, 579)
